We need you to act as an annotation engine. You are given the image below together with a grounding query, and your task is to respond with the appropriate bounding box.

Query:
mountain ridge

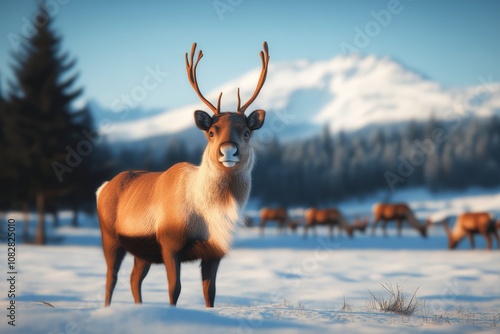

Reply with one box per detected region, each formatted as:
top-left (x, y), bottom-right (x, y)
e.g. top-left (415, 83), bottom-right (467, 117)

top-left (92, 54), bottom-right (500, 143)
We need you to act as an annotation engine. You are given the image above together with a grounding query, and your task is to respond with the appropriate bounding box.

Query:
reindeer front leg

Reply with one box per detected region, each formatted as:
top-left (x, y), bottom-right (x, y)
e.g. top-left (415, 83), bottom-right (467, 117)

top-left (303, 224), bottom-right (310, 239)
top-left (163, 250), bottom-right (182, 305)
top-left (396, 219), bottom-right (403, 237)
top-left (328, 223), bottom-right (334, 240)
top-left (201, 258), bottom-right (221, 307)
top-left (259, 219), bottom-right (267, 236)
top-left (279, 219), bottom-right (286, 235)
top-left (382, 221), bottom-right (389, 237)
top-left (466, 233), bottom-right (475, 249)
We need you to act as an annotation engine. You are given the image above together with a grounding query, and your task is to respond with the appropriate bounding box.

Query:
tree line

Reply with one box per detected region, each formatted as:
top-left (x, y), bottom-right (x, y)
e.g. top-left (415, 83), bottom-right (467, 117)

top-left (251, 116), bottom-right (500, 206)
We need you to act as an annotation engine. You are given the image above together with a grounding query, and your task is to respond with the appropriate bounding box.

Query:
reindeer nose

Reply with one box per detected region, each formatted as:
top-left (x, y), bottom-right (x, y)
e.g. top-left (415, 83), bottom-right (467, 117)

top-left (219, 142), bottom-right (239, 158)
top-left (218, 142), bottom-right (240, 168)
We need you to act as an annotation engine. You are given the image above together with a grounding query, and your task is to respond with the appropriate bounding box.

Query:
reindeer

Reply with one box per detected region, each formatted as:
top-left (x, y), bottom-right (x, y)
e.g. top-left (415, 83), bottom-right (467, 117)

top-left (371, 203), bottom-right (429, 238)
top-left (287, 220), bottom-right (301, 233)
top-left (441, 212), bottom-right (499, 250)
top-left (96, 42), bottom-right (269, 307)
top-left (259, 207), bottom-right (288, 235)
top-left (352, 215), bottom-right (369, 234)
top-left (304, 208), bottom-right (354, 239)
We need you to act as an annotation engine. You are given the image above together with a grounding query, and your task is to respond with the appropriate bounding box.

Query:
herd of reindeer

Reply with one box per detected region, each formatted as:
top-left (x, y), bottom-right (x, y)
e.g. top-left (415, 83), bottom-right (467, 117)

top-left (256, 203), bottom-right (500, 250)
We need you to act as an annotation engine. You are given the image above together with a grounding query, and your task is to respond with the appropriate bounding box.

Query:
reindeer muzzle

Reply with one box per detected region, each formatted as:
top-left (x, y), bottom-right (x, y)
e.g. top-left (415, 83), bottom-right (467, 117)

top-left (218, 142), bottom-right (240, 168)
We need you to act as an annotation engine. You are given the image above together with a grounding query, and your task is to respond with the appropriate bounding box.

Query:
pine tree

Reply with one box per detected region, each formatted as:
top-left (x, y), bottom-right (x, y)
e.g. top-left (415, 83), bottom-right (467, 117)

top-left (1, 76), bottom-right (29, 209)
top-left (7, 3), bottom-right (88, 243)
top-left (0, 78), bottom-right (13, 210)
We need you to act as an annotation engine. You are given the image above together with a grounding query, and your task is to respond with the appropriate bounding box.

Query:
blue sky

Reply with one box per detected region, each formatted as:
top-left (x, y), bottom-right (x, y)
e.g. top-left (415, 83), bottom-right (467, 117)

top-left (1, 0), bottom-right (499, 110)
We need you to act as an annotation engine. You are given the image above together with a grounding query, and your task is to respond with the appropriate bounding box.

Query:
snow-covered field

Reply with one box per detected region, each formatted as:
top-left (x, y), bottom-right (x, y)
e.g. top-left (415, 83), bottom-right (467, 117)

top-left (1, 188), bottom-right (500, 334)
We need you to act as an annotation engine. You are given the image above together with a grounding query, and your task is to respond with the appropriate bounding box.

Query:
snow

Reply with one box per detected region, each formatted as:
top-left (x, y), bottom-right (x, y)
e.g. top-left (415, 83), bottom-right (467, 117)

top-left (106, 54), bottom-right (500, 142)
top-left (1, 188), bottom-right (500, 334)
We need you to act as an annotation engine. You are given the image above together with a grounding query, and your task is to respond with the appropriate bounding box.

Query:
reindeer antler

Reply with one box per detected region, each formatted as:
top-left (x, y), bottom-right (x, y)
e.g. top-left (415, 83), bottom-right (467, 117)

top-left (237, 41), bottom-right (270, 115)
top-left (186, 43), bottom-right (222, 116)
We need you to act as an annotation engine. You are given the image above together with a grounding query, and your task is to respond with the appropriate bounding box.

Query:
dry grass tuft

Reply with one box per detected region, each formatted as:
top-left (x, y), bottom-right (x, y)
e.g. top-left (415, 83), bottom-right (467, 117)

top-left (367, 282), bottom-right (420, 316)
top-left (341, 296), bottom-right (352, 311)
top-left (492, 313), bottom-right (500, 327)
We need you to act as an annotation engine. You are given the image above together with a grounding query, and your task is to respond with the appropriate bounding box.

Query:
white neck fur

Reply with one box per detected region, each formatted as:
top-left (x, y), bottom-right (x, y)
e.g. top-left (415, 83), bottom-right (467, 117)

top-left (188, 147), bottom-right (253, 252)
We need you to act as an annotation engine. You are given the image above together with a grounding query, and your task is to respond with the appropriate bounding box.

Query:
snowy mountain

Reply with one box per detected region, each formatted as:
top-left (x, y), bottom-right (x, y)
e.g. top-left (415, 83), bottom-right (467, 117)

top-left (85, 99), bottom-right (166, 127)
top-left (103, 54), bottom-right (500, 143)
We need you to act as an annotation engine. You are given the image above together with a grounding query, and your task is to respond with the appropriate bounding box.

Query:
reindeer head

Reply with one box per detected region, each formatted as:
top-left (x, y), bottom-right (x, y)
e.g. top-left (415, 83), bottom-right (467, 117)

top-left (186, 42), bottom-right (268, 172)
top-left (418, 218), bottom-right (432, 238)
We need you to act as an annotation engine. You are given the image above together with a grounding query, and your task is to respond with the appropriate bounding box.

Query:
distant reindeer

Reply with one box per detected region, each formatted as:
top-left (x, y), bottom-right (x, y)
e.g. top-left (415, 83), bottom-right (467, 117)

top-left (371, 203), bottom-right (429, 238)
top-left (259, 207), bottom-right (288, 235)
top-left (304, 208), bottom-right (354, 239)
top-left (287, 220), bottom-right (301, 233)
top-left (352, 215), bottom-right (369, 234)
top-left (96, 42), bottom-right (270, 307)
top-left (441, 212), bottom-right (499, 250)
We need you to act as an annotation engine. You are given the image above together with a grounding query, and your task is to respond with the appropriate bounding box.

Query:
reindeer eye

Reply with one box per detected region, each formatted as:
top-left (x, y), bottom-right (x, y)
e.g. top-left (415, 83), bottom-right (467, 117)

top-left (244, 131), bottom-right (250, 138)
top-left (209, 131), bottom-right (214, 138)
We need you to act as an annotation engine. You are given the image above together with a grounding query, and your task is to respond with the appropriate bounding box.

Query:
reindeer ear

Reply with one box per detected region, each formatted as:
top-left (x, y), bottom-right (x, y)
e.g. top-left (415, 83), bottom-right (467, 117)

top-left (194, 110), bottom-right (212, 131)
top-left (247, 109), bottom-right (265, 130)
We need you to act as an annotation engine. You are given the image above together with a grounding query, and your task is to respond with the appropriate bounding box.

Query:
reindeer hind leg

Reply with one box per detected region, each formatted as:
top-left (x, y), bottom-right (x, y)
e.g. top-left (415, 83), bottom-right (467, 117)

top-left (492, 230), bottom-right (500, 249)
top-left (130, 256), bottom-right (151, 303)
top-left (483, 232), bottom-right (492, 250)
top-left (102, 234), bottom-right (126, 306)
